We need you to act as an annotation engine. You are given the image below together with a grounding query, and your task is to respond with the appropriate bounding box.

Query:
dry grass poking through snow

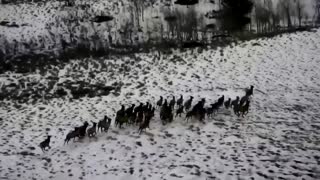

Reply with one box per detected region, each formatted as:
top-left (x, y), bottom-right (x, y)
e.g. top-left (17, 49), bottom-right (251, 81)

top-left (0, 30), bottom-right (320, 180)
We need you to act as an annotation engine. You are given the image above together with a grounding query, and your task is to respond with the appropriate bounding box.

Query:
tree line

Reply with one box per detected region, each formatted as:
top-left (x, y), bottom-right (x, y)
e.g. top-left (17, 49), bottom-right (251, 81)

top-left (207, 0), bottom-right (319, 34)
top-left (1, 0), bottom-right (320, 63)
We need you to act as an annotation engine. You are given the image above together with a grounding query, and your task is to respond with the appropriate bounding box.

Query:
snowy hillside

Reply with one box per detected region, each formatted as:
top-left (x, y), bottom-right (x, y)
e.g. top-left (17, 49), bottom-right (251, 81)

top-left (0, 0), bottom-right (216, 58)
top-left (0, 29), bottom-right (320, 180)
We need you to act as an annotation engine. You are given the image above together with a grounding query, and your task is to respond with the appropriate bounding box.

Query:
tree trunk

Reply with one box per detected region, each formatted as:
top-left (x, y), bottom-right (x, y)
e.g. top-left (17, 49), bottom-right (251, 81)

top-left (298, 9), bottom-right (302, 27)
top-left (286, 7), bottom-right (292, 28)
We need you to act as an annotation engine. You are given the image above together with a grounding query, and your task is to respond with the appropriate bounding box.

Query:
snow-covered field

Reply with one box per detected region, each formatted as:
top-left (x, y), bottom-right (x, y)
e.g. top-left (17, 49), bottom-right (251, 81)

top-left (1, 30), bottom-right (320, 180)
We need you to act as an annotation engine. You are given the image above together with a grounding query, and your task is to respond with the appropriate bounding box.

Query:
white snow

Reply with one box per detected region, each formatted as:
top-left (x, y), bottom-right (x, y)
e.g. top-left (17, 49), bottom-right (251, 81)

top-left (0, 29), bottom-right (320, 180)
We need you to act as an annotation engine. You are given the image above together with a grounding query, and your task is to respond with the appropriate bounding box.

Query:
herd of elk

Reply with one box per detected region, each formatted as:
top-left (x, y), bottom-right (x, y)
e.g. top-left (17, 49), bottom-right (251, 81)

top-left (40, 86), bottom-right (254, 151)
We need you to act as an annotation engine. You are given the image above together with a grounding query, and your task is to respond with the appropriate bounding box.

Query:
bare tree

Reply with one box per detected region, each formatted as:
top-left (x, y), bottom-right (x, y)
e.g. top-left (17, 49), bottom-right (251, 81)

top-left (163, 10), bottom-right (178, 40)
top-left (295, 0), bottom-right (305, 27)
top-left (182, 8), bottom-right (198, 41)
top-left (266, 0), bottom-right (281, 31)
top-left (312, 0), bottom-right (320, 25)
top-left (132, 0), bottom-right (144, 27)
top-left (278, 0), bottom-right (294, 28)
top-left (254, 4), bottom-right (265, 33)
top-left (254, 0), bottom-right (275, 33)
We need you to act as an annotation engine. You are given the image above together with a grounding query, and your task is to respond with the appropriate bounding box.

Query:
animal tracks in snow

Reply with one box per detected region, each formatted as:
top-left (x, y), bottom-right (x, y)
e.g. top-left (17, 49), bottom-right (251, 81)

top-left (1, 30), bottom-right (320, 179)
